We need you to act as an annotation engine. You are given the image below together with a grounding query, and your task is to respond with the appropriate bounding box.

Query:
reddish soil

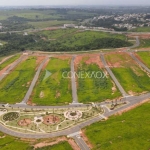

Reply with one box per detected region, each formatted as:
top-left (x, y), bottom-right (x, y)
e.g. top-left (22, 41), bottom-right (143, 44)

top-left (136, 48), bottom-right (150, 51)
top-left (43, 115), bottom-right (60, 125)
top-left (105, 52), bottom-right (136, 68)
top-left (127, 33), bottom-right (150, 39)
top-left (74, 53), bottom-right (103, 71)
top-left (53, 54), bottom-right (72, 60)
top-left (18, 118), bottom-right (31, 126)
top-left (34, 136), bottom-right (80, 150)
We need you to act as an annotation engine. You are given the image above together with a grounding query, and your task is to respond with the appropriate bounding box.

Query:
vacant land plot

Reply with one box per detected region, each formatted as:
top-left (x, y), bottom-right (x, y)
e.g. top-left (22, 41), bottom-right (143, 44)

top-left (131, 27), bottom-right (150, 32)
top-left (0, 54), bottom-right (20, 70)
top-left (139, 39), bottom-right (150, 48)
top-left (0, 56), bottom-right (41, 104)
top-left (75, 55), bottom-right (121, 103)
top-left (84, 102), bottom-right (150, 150)
top-left (36, 142), bottom-right (73, 150)
top-left (136, 52), bottom-right (150, 68)
top-left (28, 20), bottom-right (75, 28)
top-left (105, 52), bottom-right (150, 95)
top-left (31, 57), bottom-right (72, 105)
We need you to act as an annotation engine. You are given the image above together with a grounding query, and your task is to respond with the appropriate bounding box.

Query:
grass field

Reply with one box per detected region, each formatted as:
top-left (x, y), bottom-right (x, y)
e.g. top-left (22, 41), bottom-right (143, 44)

top-left (0, 56), bottom-right (38, 104)
top-left (77, 57), bottom-right (121, 103)
top-left (0, 132), bottom-right (30, 150)
top-left (0, 54), bottom-right (20, 70)
top-left (31, 57), bottom-right (72, 105)
top-left (136, 52), bottom-right (150, 68)
top-left (105, 52), bottom-right (150, 94)
top-left (131, 27), bottom-right (150, 32)
top-left (36, 142), bottom-right (73, 150)
top-left (139, 39), bottom-right (150, 48)
top-left (84, 102), bottom-right (150, 150)
top-left (28, 20), bottom-right (75, 28)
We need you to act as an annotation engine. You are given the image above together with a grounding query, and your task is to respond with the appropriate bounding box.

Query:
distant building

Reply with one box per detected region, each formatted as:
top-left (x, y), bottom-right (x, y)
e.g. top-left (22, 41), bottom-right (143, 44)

top-left (64, 24), bottom-right (75, 28)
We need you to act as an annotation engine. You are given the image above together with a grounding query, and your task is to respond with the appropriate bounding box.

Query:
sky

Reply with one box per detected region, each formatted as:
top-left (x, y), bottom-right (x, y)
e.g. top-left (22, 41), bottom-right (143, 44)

top-left (0, 0), bottom-right (150, 6)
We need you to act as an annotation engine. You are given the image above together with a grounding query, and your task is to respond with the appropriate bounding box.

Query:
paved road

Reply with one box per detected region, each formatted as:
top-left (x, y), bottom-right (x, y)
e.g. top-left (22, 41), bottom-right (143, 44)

top-left (129, 36), bottom-right (140, 49)
top-left (0, 55), bottom-right (24, 81)
top-left (71, 56), bottom-right (78, 103)
top-left (100, 53), bottom-right (129, 97)
top-left (73, 135), bottom-right (90, 150)
top-left (21, 57), bottom-right (49, 104)
top-left (129, 52), bottom-right (150, 73)
top-left (0, 91), bottom-right (149, 139)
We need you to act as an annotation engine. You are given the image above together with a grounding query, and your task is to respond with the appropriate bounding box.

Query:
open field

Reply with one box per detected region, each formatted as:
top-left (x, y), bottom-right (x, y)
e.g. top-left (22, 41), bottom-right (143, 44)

top-left (139, 39), bottom-right (150, 48)
top-left (131, 27), bottom-right (150, 32)
top-left (105, 52), bottom-right (150, 95)
top-left (36, 142), bottom-right (73, 150)
top-left (84, 101), bottom-right (150, 150)
top-left (0, 54), bottom-right (20, 70)
top-left (28, 20), bottom-right (75, 28)
top-left (0, 56), bottom-right (42, 104)
top-left (31, 57), bottom-right (72, 105)
top-left (0, 132), bottom-right (30, 150)
top-left (75, 55), bottom-right (121, 103)
top-left (136, 52), bottom-right (150, 68)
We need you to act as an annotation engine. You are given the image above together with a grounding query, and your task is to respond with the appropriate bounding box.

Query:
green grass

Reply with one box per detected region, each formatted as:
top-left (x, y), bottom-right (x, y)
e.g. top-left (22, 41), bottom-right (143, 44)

top-left (31, 57), bottom-right (72, 105)
top-left (139, 39), bottom-right (150, 48)
top-left (136, 52), bottom-right (150, 68)
top-left (0, 55), bottom-right (20, 70)
top-left (105, 53), bottom-right (150, 94)
top-left (0, 56), bottom-right (38, 104)
top-left (28, 20), bottom-right (76, 28)
top-left (131, 27), bottom-right (150, 32)
top-left (36, 142), bottom-right (73, 150)
top-left (0, 132), bottom-right (30, 150)
top-left (77, 61), bottom-right (121, 103)
top-left (84, 102), bottom-right (150, 150)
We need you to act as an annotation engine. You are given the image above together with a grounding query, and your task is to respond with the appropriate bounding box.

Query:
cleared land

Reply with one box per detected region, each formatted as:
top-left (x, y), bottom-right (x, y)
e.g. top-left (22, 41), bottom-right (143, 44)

top-left (136, 52), bottom-right (150, 68)
top-left (0, 56), bottom-right (42, 104)
top-left (105, 52), bottom-right (150, 95)
top-left (0, 54), bottom-right (20, 70)
top-left (28, 20), bottom-right (75, 28)
top-left (75, 55), bottom-right (121, 103)
top-left (36, 142), bottom-right (73, 150)
top-left (84, 102), bottom-right (150, 150)
top-left (31, 57), bottom-right (72, 105)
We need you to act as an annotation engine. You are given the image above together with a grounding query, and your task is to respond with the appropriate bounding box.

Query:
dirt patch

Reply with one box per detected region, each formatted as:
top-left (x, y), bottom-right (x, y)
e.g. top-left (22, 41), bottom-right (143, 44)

top-left (40, 91), bottom-right (44, 98)
top-left (53, 54), bottom-right (72, 60)
top-left (55, 91), bottom-right (61, 98)
top-left (34, 136), bottom-right (80, 150)
top-left (81, 129), bottom-right (93, 149)
top-left (127, 33), bottom-right (150, 39)
top-left (43, 115), bottom-right (60, 125)
top-left (18, 118), bottom-right (31, 126)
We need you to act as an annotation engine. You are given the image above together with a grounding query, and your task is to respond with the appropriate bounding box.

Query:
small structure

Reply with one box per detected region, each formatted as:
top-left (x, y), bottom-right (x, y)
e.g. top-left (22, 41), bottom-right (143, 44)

top-left (64, 24), bottom-right (75, 28)
top-left (64, 110), bottom-right (82, 120)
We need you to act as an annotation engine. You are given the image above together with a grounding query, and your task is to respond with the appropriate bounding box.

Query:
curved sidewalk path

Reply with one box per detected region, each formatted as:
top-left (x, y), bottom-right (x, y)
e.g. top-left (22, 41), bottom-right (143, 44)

top-left (100, 53), bottom-right (129, 97)
top-left (20, 57), bottom-right (49, 104)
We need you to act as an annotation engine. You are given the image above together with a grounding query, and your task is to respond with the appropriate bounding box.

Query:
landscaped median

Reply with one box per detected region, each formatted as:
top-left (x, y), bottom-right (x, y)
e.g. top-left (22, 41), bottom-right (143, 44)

top-left (30, 56), bottom-right (72, 106)
top-left (0, 105), bottom-right (103, 134)
top-left (105, 52), bottom-right (150, 95)
top-left (0, 56), bottom-right (45, 104)
top-left (75, 54), bottom-right (121, 103)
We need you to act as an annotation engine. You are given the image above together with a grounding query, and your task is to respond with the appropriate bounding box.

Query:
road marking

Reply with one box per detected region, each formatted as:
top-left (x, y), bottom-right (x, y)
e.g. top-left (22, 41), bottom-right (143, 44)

top-left (67, 131), bottom-right (81, 137)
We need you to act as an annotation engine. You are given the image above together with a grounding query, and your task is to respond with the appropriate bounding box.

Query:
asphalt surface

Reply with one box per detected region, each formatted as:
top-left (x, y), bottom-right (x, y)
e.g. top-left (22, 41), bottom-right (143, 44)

top-left (0, 55), bottom-right (25, 81)
top-left (21, 57), bottom-right (49, 104)
top-left (129, 52), bottom-right (150, 73)
top-left (100, 53), bottom-right (129, 97)
top-left (71, 56), bottom-right (78, 103)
